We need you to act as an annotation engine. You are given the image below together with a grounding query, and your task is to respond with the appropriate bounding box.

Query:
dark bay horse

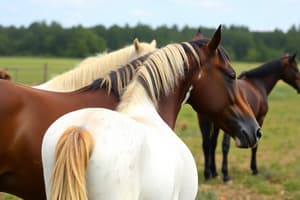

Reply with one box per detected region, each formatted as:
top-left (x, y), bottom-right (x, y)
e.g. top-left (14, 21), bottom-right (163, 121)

top-left (0, 26), bottom-right (260, 199)
top-left (198, 54), bottom-right (300, 182)
top-left (0, 69), bottom-right (11, 80)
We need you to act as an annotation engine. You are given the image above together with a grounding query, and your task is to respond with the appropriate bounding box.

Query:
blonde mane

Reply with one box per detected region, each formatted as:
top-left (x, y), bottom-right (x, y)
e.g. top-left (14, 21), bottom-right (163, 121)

top-left (117, 42), bottom-right (199, 108)
top-left (35, 39), bottom-right (156, 91)
top-left (97, 54), bottom-right (150, 97)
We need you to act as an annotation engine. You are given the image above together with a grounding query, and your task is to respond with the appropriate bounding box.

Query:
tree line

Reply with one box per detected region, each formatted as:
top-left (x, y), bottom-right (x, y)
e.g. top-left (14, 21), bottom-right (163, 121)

top-left (0, 21), bottom-right (299, 62)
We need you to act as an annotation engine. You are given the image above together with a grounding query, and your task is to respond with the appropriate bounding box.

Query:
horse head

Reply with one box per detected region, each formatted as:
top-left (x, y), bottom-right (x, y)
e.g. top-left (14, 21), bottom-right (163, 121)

top-left (0, 69), bottom-right (12, 81)
top-left (281, 53), bottom-right (300, 93)
top-left (192, 28), bottom-right (205, 41)
top-left (133, 38), bottom-right (157, 57)
top-left (188, 25), bottom-right (261, 148)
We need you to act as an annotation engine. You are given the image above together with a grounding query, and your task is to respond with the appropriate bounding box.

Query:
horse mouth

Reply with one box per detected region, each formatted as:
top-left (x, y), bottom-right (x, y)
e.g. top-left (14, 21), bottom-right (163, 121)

top-left (234, 128), bottom-right (261, 148)
top-left (234, 136), bottom-right (251, 148)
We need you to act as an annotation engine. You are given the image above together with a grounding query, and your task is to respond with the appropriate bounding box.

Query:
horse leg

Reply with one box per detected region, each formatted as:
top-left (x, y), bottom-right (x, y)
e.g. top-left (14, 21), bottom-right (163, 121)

top-left (209, 127), bottom-right (219, 178)
top-left (251, 146), bottom-right (259, 175)
top-left (221, 133), bottom-right (231, 182)
top-left (251, 117), bottom-right (263, 175)
top-left (199, 115), bottom-right (213, 180)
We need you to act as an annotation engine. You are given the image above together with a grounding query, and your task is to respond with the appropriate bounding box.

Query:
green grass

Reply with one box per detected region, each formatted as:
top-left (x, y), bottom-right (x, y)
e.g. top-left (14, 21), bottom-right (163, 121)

top-left (0, 57), bottom-right (300, 200)
top-left (0, 56), bottom-right (81, 84)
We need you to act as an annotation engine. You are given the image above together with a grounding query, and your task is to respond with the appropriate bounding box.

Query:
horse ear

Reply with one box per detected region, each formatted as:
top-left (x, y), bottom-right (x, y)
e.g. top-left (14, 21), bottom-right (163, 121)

top-left (150, 39), bottom-right (157, 48)
top-left (289, 52), bottom-right (297, 63)
top-left (133, 38), bottom-right (140, 51)
top-left (207, 25), bottom-right (222, 52)
top-left (192, 28), bottom-right (204, 41)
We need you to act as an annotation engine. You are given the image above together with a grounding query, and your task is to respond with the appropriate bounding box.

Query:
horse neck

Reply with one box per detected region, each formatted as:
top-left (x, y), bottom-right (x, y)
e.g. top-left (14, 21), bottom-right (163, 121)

top-left (35, 46), bottom-right (137, 92)
top-left (157, 82), bottom-right (193, 128)
top-left (241, 62), bottom-right (283, 96)
top-left (117, 82), bottom-right (162, 123)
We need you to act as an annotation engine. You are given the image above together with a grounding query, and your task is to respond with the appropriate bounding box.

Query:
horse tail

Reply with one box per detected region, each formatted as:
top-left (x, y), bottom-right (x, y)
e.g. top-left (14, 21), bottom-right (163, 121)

top-left (50, 126), bottom-right (94, 200)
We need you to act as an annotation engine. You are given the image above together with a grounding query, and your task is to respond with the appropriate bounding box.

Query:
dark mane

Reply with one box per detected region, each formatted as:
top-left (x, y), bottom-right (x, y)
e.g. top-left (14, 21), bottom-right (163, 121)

top-left (238, 59), bottom-right (282, 79)
top-left (192, 39), bottom-right (231, 62)
top-left (77, 53), bottom-right (152, 97)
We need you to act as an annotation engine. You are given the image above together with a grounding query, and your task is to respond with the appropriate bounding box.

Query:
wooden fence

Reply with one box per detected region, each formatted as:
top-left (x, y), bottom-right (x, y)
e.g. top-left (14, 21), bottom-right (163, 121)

top-left (2, 65), bottom-right (71, 84)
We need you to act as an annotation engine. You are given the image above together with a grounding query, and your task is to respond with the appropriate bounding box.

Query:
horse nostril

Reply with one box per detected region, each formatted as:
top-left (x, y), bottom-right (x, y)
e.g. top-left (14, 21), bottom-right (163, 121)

top-left (256, 128), bottom-right (262, 139)
top-left (241, 129), bottom-right (247, 135)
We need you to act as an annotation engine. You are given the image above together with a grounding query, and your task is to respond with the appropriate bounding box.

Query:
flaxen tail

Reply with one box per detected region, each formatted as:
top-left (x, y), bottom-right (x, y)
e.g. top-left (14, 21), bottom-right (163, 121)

top-left (50, 126), bottom-right (94, 200)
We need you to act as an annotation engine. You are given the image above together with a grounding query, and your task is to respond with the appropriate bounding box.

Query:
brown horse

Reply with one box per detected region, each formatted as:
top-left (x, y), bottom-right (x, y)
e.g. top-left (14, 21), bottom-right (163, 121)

top-left (198, 54), bottom-right (300, 182)
top-left (0, 69), bottom-right (11, 80)
top-left (0, 26), bottom-right (260, 199)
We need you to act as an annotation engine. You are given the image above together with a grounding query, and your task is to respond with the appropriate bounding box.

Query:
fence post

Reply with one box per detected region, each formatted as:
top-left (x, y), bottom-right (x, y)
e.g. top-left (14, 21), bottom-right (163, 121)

top-left (43, 63), bottom-right (48, 82)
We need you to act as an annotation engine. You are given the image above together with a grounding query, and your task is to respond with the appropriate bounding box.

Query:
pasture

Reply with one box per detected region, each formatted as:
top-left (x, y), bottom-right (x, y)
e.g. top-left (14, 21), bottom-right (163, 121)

top-left (1, 57), bottom-right (300, 200)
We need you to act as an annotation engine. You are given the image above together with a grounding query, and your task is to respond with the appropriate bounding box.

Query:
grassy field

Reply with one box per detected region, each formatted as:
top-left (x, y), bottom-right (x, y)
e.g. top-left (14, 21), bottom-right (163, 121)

top-left (0, 57), bottom-right (300, 200)
top-left (0, 56), bottom-right (81, 84)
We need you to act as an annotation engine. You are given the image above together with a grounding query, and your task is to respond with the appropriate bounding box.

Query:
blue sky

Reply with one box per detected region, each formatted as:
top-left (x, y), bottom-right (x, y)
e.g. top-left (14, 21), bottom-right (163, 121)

top-left (1, 0), bottom-right (299, 32)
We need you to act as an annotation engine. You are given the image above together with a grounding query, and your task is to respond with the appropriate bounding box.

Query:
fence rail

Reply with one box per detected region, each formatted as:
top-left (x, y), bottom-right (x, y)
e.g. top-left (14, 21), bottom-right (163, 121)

top-left (2, 65), bottom-right (71, 84)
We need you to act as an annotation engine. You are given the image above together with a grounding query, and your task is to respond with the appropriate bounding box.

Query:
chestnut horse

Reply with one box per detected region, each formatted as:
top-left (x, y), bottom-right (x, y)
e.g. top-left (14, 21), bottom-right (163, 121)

top-left (0, 69), bottom-right (11, 80)
top-left (42, 27), bottom-right (260, 200)
top-left (34, 38), bottom-right (157, 91)
top-left (0, 26), bottom-right (260, 199)
top-left (198, 54), bottom-right (300, 182)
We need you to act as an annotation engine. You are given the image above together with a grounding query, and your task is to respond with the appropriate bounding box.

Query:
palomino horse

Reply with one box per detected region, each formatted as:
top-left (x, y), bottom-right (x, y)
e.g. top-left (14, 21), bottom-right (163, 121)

top-left (0, 26), bottom-right (260, 199)
top-left (41, 26), bottom-right (261, 200)
top-left (34, 38), bottom-right (157, 91)
top-left (0, 69), bottom-right (11, 80)
top-left (199, 54), bottom-right (300, 182)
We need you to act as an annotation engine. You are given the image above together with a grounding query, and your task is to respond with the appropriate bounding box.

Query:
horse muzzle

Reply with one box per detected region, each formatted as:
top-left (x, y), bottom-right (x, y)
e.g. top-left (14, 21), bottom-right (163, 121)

top-left (234, 126), bottom-right (262, 148)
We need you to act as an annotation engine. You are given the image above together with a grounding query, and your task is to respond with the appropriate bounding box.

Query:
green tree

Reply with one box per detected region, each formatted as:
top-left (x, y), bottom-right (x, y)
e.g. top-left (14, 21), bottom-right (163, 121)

top-left (64, 26), bottom-right (106, 57)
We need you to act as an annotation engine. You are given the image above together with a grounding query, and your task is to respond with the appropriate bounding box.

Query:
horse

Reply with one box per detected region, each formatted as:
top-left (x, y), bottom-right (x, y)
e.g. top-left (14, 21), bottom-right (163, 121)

top-left (192, 28), bottom-right (204, 41)
top-left (0, 26), bottom-right (260, 199)
top-left (0, 69), bottom-right (11, 80)
top-left (198, 54), bottom-right (300, 182)
top-left (34, 38), bottom-right (157, 91)
top-left (41, 26), bottom-right (261, 200)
